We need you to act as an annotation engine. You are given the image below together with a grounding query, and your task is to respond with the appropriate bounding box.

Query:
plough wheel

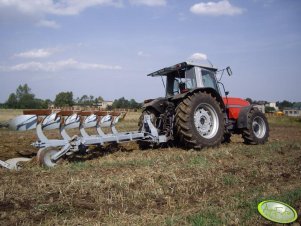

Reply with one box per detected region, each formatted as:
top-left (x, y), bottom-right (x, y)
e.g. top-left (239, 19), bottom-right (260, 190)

top-left (37, 147), bottom-right (60, 167)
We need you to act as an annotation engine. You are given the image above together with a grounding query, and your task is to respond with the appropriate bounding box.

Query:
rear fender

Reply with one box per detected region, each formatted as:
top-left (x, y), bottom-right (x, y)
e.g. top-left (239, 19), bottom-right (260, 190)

top-left (171, 88), bottom-right (226, 110)
top-left (237, 105), bottom-right (253, 128)
top-left (142, 97), bottom-right (167, 114)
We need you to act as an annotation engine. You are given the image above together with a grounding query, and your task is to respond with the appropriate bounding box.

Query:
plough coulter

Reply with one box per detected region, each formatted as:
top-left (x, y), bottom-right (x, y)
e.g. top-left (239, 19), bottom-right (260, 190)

top-left (1, 61), bottom-right (270, 169)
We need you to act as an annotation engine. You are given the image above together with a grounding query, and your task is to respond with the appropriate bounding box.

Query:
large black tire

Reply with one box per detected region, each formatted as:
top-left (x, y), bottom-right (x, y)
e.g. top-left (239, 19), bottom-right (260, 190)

top-left (175, 91), bottom-right (224, 149)
top-left (222, 132), bottom-right (232, 144)
top-left (242, 108), bottom-right (269, 144)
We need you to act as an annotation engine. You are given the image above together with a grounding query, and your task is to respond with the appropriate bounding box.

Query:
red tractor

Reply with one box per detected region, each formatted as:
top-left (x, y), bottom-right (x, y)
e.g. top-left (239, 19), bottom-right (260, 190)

top-left (139, 62), bottom-right (269, 149)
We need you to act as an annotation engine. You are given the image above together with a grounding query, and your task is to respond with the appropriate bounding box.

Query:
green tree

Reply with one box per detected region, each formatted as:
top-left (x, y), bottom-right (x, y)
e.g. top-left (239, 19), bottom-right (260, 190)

top-left (96, 96), bottom-right (104, 102)
top-left (78, 94), bottom-right (89, 104)
top-left (276, 100), bottom-right (293, 110)
top-left (16, 84), bottom-right (36, 108)
top-left (5, 84), bottom-right (46, 109)
top-left (77, 95), bottom-right (97, 105)
top-left (54, 91), bottom-right (74, 107)
top-left (265, 106), bottom-right (276, 113)
top-left (246, 98), bottom-right (253, 104)
top-left (44, 99), bottom-right (53, 107)
top-left (6, 93), bottom-right (18, 108)
top-left (89, 95), bottom-right (94, 103)
top-left (293, 102), bottom-right (301, 109)
top-left (16, 84), bottom-right (31, 99)
top-left (129, 99), bottom-right (141, 109)
top-left (112, 97), bottom-right (141, 109)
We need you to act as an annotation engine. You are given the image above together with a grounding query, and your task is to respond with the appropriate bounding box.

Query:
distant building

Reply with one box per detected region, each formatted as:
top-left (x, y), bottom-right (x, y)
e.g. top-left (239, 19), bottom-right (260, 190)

top-left (265, 102), bottom-right (279, 111)
top-left (284, 108), bottom-right (301, 117)
top-left (49, 100), bottom-right (113, 111)
top-left (254, 105), bottom-right (265, 113)
top-left (96, 100), bottom-right (113, 109)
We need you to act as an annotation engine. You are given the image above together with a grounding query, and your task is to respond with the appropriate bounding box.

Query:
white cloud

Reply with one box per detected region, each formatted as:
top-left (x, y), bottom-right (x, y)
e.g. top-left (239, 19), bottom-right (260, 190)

top-left (14, 48), bottom-right (59, 59)
top-left (137, 51), bottom-right (150, 57)
top-left (190, 0), bottom-right (244, 16)
top-left (188, 52), bottom-right (208, 61)
top-left (129, 0), bottom-right (166, 7)
top-left (0, 0), bottom-right (122, 16)
top-left (36, 19), bottom-right (60, 29)
top-left (0, 59), bottom-right (122, 72)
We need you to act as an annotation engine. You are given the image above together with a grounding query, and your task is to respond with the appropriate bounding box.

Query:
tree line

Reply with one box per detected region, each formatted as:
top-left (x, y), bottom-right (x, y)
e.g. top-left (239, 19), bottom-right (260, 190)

top-left (1, 84), bottom-right (298, 111)
top-left (1, 84), bottom-right (142, 110)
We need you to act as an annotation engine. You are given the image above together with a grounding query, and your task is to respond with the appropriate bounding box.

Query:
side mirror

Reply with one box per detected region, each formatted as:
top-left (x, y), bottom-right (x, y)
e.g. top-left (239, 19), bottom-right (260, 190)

top-left (225, 91), bottom-right (230, 96)
top-left (226, 66), bottom-right (232, 76)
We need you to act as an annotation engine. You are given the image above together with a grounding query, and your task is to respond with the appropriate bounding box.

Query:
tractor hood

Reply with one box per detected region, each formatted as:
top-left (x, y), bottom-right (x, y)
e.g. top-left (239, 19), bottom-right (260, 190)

top-left (223, 97), bottom-right (250, 107)
top-left (223, 97), bottom-right (250, 119)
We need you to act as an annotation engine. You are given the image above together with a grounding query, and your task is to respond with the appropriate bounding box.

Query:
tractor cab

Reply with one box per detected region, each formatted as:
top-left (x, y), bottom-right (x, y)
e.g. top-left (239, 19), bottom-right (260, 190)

top-left (147, 62), bottom-right (220, 97)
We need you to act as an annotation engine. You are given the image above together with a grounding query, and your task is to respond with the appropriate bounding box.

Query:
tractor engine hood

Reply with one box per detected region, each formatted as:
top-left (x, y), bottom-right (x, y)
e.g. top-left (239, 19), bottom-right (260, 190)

top-left (223, 97), bottom-right (250, 119)
top-left (223, 97), bottom-right (250, 107)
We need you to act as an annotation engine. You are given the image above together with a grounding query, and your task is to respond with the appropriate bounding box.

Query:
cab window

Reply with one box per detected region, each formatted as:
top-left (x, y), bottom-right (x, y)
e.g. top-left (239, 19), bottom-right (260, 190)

top-left (201, 69), bottom-right (218, 91)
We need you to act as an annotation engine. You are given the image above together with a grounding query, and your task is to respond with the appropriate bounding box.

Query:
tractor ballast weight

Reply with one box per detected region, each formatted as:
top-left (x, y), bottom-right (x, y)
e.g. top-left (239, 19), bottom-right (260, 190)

top-left (2, 61), bottom-right (269, 169)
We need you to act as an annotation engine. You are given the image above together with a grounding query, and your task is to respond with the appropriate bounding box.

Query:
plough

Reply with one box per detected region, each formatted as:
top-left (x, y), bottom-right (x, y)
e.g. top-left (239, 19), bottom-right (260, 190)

top-left (1, 109), bottom-right (162, 169)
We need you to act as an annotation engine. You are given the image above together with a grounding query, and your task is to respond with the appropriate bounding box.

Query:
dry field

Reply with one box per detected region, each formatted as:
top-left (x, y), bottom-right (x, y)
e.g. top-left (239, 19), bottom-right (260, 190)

top-left (0, 110), bottom-right (301, 225)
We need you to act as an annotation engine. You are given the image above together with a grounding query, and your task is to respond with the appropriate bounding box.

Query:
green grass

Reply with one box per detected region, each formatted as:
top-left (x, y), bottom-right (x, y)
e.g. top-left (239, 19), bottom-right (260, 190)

top-left (69, 161), bottom-right (92, 171)
top-left (1, 112), bottom-right (301, 226)
top-left (100, 158), bottom-right (155, 168)
top-left (164, 215), bottom-right (183, 226)
top-left (187, 155), bottom-right (209, 168)
top-left (268, 116), bottom-right (301, 127)
top-left (222, 174), bottom-right (238, 186)
top-left (267, 188), bottom-right (301, 206)
top-left (187, 211), bottom-right (223, 226)
top-left (164, 211), bottom-right (224, 226)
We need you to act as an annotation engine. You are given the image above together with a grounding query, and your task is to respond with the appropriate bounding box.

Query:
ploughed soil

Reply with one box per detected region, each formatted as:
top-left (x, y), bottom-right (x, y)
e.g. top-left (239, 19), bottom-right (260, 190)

top-left (0, 116), bottom-right (301, 225)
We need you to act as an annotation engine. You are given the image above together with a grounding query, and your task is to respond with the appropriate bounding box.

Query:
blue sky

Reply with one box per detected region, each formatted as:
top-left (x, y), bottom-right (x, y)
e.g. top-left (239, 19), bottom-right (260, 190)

top-left (0, 0), bottom-right (300, 103)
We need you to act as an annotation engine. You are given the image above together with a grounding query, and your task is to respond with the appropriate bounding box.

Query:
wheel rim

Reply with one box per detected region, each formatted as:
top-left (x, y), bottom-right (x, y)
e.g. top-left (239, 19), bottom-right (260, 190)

top-left (252, 116), bottom-right (266, 139)
top-left (194, 103), bottom-right (219, 139)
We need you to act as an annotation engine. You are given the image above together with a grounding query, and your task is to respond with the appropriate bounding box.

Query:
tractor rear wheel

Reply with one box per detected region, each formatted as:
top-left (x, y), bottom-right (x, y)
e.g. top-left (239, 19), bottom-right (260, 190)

top-left (242, 108), bottom-right (269, 144)
top-left (175, 91), bottom-right (224, 149)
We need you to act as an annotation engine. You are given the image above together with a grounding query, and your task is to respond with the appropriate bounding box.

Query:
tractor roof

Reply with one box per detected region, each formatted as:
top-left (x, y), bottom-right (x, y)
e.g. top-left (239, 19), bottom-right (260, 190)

top-left (147, 62), bottom-right (218, 77)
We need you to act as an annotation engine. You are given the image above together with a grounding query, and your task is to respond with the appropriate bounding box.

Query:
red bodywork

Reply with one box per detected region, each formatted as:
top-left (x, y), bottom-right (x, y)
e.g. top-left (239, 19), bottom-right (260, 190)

top-left (223, 97), bottom-right (250, 120)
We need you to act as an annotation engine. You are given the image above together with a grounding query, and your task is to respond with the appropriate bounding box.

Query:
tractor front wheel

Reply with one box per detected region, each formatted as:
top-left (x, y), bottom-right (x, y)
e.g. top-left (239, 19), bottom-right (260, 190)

top-left (242, 108), bottom-right (269, 144)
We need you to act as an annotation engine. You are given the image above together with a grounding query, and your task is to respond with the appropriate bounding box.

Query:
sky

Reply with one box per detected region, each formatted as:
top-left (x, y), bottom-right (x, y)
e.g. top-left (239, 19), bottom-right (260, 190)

top-left (0, 0), bottom-right (300, 103)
